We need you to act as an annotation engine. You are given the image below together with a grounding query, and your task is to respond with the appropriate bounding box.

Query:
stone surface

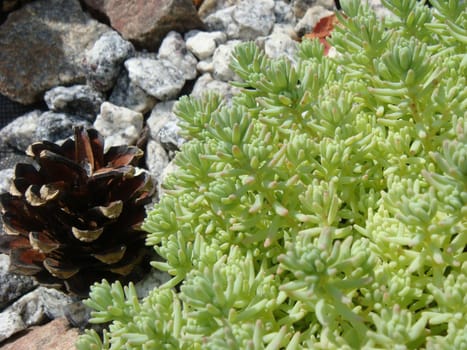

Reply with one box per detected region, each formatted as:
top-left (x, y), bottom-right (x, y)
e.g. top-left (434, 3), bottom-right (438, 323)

top-left (35, 112), bottom-right (91, 144)
top-left (204, 0), bottom-right (275, 40)
top-left (44, 85), bottom-right (104, 121)
top-left (0, 254), bottom-right (37, 310)
top-left (0, 110), bottom-right (87, 155)
top-left (0, 0), bottom-right (110, 104)
top-left (147, 101), bottom-right (177, 142)
top-left (109, 70), bottom-right (157, 114)
top-left (262, 28), bottom-right (299, 64)
top-left (81, 0), bottom-right (204, 51)
top-left (212, 40), bottom-right (242, 82)
top-left (125, 57), bottom-right (186, 101)
top-left (0, 169), bottom-right (14, 194)
top-left (191, 73), bottom-right (240, 102)
top-left (0, 317), bottom-right (79, 350)
top-left (158, 31), bottom-right (198, 81)
top-left (146, 140), bottom-right (170, 186)
top-left (0, 110), bottom-right (41, 152)
top-left (84, 31), bottom-right (135, 92)
top-left (185, 30), bottom-right (227, 60)
top-left (0, 287), bottom-right (74, 342)
top-left (94, 102), bottom-right (144, 150)
top-left (292, 0), bottom-right (335, 19)
top-left (294, 5), bottom-right (334, 37)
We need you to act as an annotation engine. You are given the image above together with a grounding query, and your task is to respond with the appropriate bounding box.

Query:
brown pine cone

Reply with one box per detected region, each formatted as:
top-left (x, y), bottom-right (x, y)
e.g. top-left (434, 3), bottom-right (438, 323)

top-left (0, 126), bottom-right (155, 296)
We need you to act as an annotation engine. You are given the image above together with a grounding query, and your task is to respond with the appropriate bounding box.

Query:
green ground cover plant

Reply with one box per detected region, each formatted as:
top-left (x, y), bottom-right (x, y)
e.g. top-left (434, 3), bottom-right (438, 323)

top-left (77, 0), bottom-right (466, 348)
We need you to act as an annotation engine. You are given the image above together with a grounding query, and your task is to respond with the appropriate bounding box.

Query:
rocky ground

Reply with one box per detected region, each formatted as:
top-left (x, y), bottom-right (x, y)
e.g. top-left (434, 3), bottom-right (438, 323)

top-left (0, 0), bottom-right (388, 348)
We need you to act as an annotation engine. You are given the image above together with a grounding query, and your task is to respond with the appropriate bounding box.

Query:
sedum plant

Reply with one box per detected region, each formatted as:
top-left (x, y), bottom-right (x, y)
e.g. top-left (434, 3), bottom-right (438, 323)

top-left (77, 0), bottom-right (466, 348)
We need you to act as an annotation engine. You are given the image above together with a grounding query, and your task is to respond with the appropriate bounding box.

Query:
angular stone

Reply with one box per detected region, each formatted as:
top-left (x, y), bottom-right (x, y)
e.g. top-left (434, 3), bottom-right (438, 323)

top-left (146, 101), bottom-right (177, 143)
top-left (44, 85), bottom-right (104, 121)
top-left (294, 5), bottom-right (334, 37)
top-left (212, 40), bottom-right (242, 82)
top-left (204, 0), bottom-right (275, 40)
top-left (0, 254), bottom-right (37, 310)
top-left (0, 317), bottom-right (79, 350)
top-left (0, 169), bottom-right (14, 194)
top-left (0, 0), bottom-right (110, 104)
top-left (158, 31), bottom-right (198, 81)
top-left (93, 102), bottom-right (144, 150)
top-left (291, 0), bottom-right (334, 20)
top-left (0, 110), bottom-right (42, 152)
top-left (191, 73), bottom-right (240, 103)
top-left (185, 30), bottom-right (227, 60)
top-left (125, 57), bottom-right (185, 101)
top-left (0, 287), bottom-right (74, 342)
top-left (35, 112), bottom-right (91, 144)
top-left (84, 31), bottom-right (135, 92)
top-left (145, 140), bottom-right (169, 189)
top-left (262, 29), bottom-right (299, 64)
top-left (109, 70), bottom-right (157, 114)
top-left (81, 0), bottom-right (204, 51)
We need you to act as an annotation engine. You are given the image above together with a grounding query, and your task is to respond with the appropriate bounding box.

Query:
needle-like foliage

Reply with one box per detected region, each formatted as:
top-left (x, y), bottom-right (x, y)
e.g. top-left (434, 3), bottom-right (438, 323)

top-left (77, 0), bottom-right (466, 348)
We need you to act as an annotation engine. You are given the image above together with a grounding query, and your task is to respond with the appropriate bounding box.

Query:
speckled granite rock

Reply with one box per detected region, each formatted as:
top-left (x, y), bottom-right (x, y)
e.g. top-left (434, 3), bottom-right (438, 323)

top-left (0, 0), bottom-right (110, 104)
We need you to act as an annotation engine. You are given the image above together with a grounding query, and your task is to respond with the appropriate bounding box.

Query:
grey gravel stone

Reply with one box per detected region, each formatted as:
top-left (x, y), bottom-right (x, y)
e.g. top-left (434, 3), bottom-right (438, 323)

top-left (294, 5), bottom-right (334, 37)
top-left (185, 30), bottom-right (227, 60)
top-left (232, 0), bottom-right (275, 40)
top-left (109, 69), bottom-right (157, 114)
top-left (0, 286), bottom-right (74, 342)
top-left (146, 101), bottom-right (177, 142)
top-left (0, 254), bottom-right (37, 310)
top-left (0, 0), bottom-right (110, 104)
top-left (125, 57), bottom-right (185, 101)
top-left (158, 31), bottom-right (198, 81)
top-left (93, 102), bottom-right (144, 150)
top-left (145, 140), bottom-right (169, 193)
top-left (84, 31), bottom-right (135, 92)
top-left (0, 110), bottom-right (41, 152)
top-left (191, 73), bottom-right (240, 102)
top-left (44, 85), bottom-right (104, 121)
top-left (212, 40), bottom-right (242, 82)
top-left (0, 169), bottom-right (14, 194)
top-left (35, 112), bottom-right (90, 144)
top-left (205, 0), bottom-right (275, 40)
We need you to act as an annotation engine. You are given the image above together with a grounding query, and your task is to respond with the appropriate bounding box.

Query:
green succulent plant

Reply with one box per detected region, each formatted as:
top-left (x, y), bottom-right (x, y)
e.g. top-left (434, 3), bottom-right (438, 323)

top-left (77, 0), bottom-right (466, 348)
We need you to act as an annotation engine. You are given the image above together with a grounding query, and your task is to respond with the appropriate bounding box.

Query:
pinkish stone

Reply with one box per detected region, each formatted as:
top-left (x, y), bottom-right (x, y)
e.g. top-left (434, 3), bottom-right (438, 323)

top-left (0, 0), bottom-right (110, 105)
top-left (0, 318), bottom-right (79, 350)
top-left (82, 0), bottom-right (204, 51)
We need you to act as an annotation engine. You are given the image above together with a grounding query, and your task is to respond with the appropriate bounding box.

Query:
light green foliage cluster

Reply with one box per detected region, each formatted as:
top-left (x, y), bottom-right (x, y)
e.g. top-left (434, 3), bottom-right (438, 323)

top-left (77, 0), bottom-right (466, 348)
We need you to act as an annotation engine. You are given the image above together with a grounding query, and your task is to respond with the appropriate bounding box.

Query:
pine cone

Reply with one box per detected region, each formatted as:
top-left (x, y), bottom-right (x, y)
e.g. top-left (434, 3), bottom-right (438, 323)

top-left (0, 127), bottom-right (155, 296)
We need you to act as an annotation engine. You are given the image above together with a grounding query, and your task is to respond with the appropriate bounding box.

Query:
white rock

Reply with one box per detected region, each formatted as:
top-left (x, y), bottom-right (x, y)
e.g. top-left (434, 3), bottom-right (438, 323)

top-left (185, 30), bottom-right (227, 60)
top-left (0, 286), bottom-right (73, 342)
top-left (109, 69), bottom-right (157, 114)
top-left (94, 102), bottom-right (144, 150)
top-left (263, 31), bottom-right (299, 64)
top-left (212, 40), bottom-right (242, 82)
top-left (84, 31), bottom-right (135, 92)
top-left (232, 0), bottom-right (275, 39)
top-left (274, 0), bottom-right (296, 24)
top-left (204, 0), bottom-right (275, 40)
top-left (0, 169), bottom-right (14, 194)
top-left (145, 140), bottom-right (169, 189)
top-left (44, 84), bottom-right (104, 121)
top-left (191, 73), bottom-right (240, 103)
top-left (294, 6), bottom-right (334, 36)
top-left (158, 31), bottom-right (198, 81)
top-left (196, 58), bottom-right (214, 74)
top-left (125, 57), bottom-right (185, 101)
top-left (146, 101), bottom-right (177, 142)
